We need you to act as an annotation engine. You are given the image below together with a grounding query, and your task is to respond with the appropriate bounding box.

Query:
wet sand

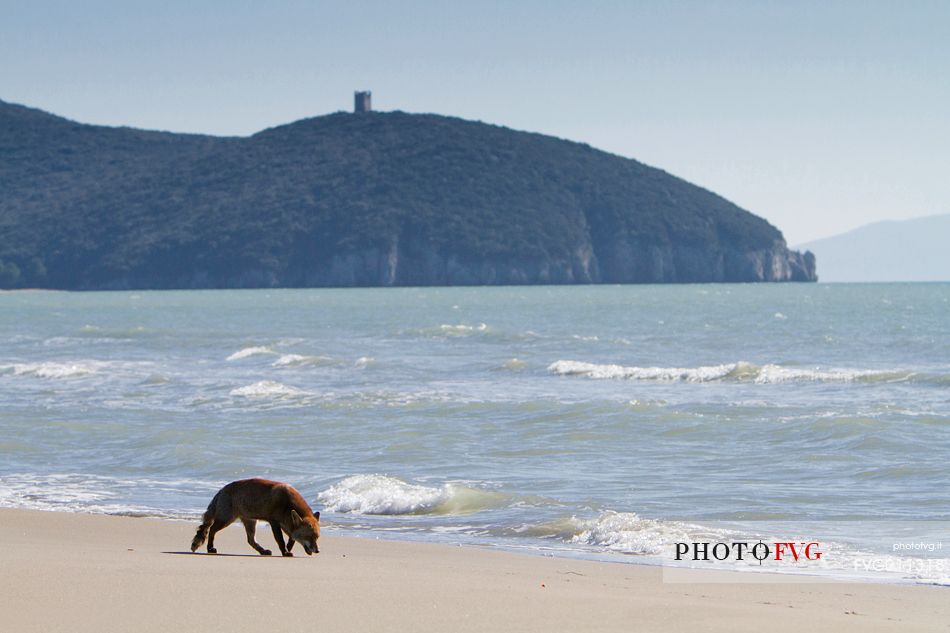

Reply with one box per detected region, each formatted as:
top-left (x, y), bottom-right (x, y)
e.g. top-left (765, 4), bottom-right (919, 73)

top-left (1, 508), bottom-right (946, 632)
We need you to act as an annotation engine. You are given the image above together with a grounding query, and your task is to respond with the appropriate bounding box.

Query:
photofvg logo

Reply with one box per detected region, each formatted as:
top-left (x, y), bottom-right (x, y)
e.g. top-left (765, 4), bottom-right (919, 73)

top-left (662, 539), bottom-right (829, 583)
top-left (674, 540), bottom-right (823, 565)
top-left (664, 522), bottom-right (948, 584)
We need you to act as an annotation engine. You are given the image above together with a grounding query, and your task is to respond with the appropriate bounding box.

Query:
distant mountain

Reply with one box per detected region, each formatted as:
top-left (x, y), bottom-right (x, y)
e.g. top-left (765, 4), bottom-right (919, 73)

top-left (796, 215), bottom-right (950, 282)
top-left (0, 98), bottom-right (815, 289)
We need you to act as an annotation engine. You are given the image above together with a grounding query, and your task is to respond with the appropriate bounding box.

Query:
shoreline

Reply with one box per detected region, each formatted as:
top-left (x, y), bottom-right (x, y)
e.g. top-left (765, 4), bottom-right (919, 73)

top-left (3, 504), bottom-right (944, 587)
top-left (2, 508), bottom-right (947, 632)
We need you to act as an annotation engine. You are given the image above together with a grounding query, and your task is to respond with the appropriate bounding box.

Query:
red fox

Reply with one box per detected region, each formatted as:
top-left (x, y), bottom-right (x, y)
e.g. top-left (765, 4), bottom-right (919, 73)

top-left (190, 478), bottom-right (320, 556)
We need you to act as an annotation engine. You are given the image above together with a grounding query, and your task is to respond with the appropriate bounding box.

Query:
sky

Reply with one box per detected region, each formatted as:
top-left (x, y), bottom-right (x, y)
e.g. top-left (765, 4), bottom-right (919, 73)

top-left (1, 0), bottom-right (947, 245)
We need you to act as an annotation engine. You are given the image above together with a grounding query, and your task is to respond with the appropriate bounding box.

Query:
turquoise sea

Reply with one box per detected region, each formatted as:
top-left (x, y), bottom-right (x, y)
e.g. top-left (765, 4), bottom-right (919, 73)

top-left (1, 284), bottom-right (948, 583)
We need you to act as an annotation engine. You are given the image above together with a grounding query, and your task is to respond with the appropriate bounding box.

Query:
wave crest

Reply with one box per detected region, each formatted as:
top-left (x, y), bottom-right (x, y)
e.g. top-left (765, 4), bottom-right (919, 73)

top-left (404, 323), bottom-right (493, 339)
top-left (437, 323), bottom-right (488, 336)
top-left (549, 360), bottom-right (743, 382)
top-left (570, 511), bottom-right (701, 555)
top-left (2, 361), bottom-right (105, 379)
top-left (548, 360), bottom-right (917, 384)
top-left (229, 380), bottom-right (310, 398)
top-left (514, 511), bottom-right (721, 556)
top-left (317, 474), bottom-right (505, 515)
top-left (226, 346), bottom-right (276, 361)
top-left (271, 353), bottom-right (335, 368)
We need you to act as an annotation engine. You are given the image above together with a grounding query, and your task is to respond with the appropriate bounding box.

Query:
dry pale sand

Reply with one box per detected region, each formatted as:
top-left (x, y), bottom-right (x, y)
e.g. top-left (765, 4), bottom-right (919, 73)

top-left (1, 508), bottom-right (947, 632)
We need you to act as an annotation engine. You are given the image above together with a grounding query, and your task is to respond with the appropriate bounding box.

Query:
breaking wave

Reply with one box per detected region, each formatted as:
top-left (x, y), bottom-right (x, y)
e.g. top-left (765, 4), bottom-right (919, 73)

top-left (0, 473), bottom-right (200, 519)
top-left (548, 360), bottom-right (924, 384)
top-left (229, 380), bottom-right (311, 398)
top-left (225, 346), bottom-right (276, 361)
top-left (569, 511), bottom-right (718, 555)
top-left (1, 361), bottom-right (107, 379)
top-left (317, 474), bottom-right (507, 515)
top-left (439, 323), bottom-right (488, 335)
top-left (514, 511), bottom-right (724, 556)
top-left (271, 353), bottom-right (336, 368)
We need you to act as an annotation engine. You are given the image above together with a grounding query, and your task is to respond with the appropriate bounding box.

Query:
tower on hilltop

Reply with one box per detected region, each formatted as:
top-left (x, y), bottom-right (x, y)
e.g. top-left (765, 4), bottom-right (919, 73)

top-left (354, 91), bottom-right (372, 113)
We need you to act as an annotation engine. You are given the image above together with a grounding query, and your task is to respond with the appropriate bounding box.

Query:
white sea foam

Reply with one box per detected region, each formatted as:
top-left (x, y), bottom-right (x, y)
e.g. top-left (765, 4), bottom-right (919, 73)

top-left (2, 361), bottom-right (107, 379)
top-left (44, 335), bottom-right (144, 348)
top-left (319, 475), bottom-right (445, 514)
top-left (0, 473), bottom-right (196, 519)
top-left (271, 353), bottom-right (335, 368)
top-left (564, 512), bottom-right (950, 584)
top-left (548, 360), bottom-right (913, 384)
top-left (318, 474), bottom-right (504, 515)
top-left (355, 356), bottom-right (375, 368)
top-left (225, 346), bottom-right (276, 361)
top-left (439, 323), bottom-right (488, 336)
top-left (229, 380), bottom-right (310, 398)
top-left (0, 473), bottom-right (113, 508)
top-left (272, 353), bottom-right (309, 367)
top-left (548, 360), bottom-right (742, 382)
top-left (752, 364), bottom-right (899, 384)
top-left (570, 511), bottom-right (716, 556)
top-left (513, 510), bottom-right (727, 557)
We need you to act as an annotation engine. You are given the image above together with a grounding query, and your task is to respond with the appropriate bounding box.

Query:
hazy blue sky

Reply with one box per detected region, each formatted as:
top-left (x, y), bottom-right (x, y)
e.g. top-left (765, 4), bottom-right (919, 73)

top-left (2, 0), bottom-right (947, 244)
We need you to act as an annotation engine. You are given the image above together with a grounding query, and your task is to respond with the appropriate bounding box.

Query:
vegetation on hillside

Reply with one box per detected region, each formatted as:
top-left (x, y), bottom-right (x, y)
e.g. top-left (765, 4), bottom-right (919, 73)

top-left (0, 99), bottom-right (813, 289)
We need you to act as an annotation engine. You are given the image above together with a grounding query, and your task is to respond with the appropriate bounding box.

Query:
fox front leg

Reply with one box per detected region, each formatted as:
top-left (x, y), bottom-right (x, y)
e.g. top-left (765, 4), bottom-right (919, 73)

top-left (269, 521), bottom-right (292, 557)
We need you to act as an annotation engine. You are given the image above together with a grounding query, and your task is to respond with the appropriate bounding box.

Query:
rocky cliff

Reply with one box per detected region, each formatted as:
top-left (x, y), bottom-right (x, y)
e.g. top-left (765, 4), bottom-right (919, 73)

top-left (0, 100), bottom-right (816, 289)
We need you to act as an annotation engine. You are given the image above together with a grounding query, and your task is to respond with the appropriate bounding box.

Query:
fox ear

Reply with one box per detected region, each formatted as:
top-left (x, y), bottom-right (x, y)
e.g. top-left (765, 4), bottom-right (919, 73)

top-left (291, 509), bottom-right (302, 528)
top-left (314, 511), bottom-right (320, 521)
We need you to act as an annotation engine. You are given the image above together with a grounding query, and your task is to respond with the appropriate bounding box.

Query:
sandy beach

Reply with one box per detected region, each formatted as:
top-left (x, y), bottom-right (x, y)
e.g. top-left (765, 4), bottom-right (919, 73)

top-left (0, 509), bottom-right (946, 632)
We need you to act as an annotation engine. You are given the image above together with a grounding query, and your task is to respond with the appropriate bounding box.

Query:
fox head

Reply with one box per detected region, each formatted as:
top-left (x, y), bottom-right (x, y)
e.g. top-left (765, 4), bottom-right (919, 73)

top-left (291, 509), bottom-right (320, 555)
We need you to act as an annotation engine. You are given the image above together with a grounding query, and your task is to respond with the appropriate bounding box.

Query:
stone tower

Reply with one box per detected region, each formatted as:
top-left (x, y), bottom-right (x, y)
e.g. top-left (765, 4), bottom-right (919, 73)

top-left (354, 91), bottom-right (372, 113)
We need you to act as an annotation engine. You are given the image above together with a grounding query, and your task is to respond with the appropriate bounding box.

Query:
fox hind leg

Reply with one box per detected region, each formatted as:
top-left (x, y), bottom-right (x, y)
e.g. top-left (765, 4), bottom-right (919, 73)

top-left (192, 491), bottom-right (222, 552)
top-left (206, 517), bottom-right (234, 554)
top-left (242, 518), bottom-right (272, 556)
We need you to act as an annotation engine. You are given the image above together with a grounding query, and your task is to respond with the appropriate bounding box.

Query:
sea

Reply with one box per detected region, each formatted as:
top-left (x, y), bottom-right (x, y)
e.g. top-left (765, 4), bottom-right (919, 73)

top-left (1, 284), bottom-right (948, 584)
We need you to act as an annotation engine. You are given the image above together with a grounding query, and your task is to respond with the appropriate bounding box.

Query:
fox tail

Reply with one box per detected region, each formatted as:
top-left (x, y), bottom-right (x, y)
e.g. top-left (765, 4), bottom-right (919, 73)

top-left (190, 492), bottom-right (219, 552)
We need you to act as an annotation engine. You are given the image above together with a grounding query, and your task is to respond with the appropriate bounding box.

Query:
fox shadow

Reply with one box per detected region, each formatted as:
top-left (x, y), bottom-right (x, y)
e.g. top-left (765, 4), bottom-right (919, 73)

top-left (162, 551), bottom-right (273, 558)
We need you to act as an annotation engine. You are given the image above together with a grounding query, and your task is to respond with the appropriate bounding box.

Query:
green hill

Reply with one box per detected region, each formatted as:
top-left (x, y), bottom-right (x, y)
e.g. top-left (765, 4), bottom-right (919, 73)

top-left (0, 99), bottom-right (815, 289)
